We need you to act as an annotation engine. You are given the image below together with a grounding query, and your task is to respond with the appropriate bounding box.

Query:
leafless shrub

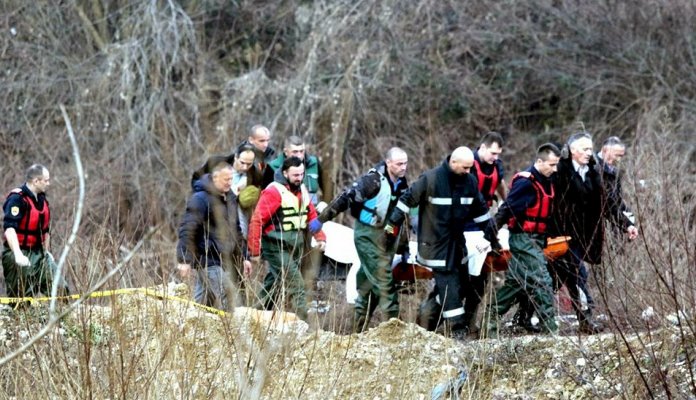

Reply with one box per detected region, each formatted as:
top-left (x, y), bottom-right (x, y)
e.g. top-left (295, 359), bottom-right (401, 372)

top-left (1, 0), bottom-right (696, 397)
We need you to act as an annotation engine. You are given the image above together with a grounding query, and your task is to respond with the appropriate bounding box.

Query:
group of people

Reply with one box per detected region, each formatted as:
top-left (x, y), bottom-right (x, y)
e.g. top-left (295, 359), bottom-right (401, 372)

top-left (176, 125), bottom-right (327, 319)
top-left (1, 125), bottom-right (637, 341)
top-left (315, 131), bottom-right (637, 337)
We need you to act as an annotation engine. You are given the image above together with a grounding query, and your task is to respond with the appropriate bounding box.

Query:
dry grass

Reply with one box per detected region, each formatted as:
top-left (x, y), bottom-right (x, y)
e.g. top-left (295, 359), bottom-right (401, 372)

top-left (0, 0), bottom-right (695, 397)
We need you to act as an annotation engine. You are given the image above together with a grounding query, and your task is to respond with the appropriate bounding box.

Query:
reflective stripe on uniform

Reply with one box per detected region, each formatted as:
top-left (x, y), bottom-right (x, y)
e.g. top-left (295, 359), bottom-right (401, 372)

top-left (417, 256), bottom-right (446, 267)
top-left (473, 213), bottom-right (490, 223)
top-left (459, 197), bottom-right (474, 205)
top-left (396, 201), bottom-right (410, 213)
top-left (428, 197), bottom-right (452, 205)
top-left (442, 307), bottom-right (465, 319)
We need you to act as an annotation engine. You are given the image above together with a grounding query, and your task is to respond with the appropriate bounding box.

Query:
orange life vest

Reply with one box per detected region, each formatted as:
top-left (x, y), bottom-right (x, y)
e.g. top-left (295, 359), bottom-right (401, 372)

top-left (507, 172), bottom-right (553, 234)
top-left (473, 159), bottom-right (500, 206)
top-left (5, 188), bottom-right (50, 249)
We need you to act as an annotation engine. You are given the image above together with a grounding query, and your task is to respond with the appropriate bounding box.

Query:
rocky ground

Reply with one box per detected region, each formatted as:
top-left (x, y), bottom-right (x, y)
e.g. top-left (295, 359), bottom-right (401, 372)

top-left (0, 281), bottom-right (693, 399)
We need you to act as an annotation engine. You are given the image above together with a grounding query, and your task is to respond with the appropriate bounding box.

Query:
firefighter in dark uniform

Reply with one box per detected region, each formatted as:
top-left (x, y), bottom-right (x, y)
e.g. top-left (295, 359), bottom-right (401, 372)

top-left (2, 164), bottom-right (60, 299)
top-left (484, 144), bottom-right (562, 338)
top-left (386, 147), bottom-right (499, 337)
top-left (319, 147), bottom-right (409, 332)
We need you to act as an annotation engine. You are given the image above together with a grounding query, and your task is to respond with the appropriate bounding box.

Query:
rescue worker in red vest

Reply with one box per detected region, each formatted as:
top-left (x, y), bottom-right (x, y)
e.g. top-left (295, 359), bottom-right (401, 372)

top-left (2, 164), bottom-right (61, 299)
top-left (318, 147), bottom-right (409, 332)
top-left (462, 131), bottom-right (508, 332)
top-left (247, 156), bottom-right (326, 320)
top-left (483, 144), bottom-right (562, 338)
top-left (473, 131), bottom-right (507, 206)
top-left (385, 147), bottom-right (500, 338)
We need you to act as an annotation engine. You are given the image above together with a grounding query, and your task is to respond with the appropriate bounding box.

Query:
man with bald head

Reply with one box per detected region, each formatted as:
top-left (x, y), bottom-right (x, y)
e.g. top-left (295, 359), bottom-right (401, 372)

top-left (319, 147), bottom-right (409, 332)
top-left (236, 124), bottom-right (277, 190)
top-left (386, 147), bottom-right (500, 338)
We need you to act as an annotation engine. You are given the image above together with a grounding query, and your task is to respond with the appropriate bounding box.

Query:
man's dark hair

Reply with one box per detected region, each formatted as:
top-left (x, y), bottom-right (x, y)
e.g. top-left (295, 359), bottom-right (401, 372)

top-left (481, 131), bottom-right (504, 147)
top-left (236, 143), bottom-right (256, 157)
top-left (284, 135), bottom-right (304, 148)
top-left (26, 164), bottom-right (47, 181)
top-left (537, 143), bottom-right (561, 161)
top-left (282, 156), bottom-right (303, 171)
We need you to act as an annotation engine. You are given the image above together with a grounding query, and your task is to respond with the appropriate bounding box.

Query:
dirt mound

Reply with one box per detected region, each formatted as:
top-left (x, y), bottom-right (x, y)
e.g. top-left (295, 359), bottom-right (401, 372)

top-left (0, 284), bottom-right (693, 398)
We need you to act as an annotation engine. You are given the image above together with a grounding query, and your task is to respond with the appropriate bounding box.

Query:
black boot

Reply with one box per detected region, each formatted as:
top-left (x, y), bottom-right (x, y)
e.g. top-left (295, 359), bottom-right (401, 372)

top-left (578, 309), bottom-right (604, 334)
top-left (353, 312), bottom-right (369, 333)
top-left (512, 306), bottom-right (542, 333)
top-left (416, 292), bottom-right (442, 331)
top-left (444, 317), bottom-right (469, 340)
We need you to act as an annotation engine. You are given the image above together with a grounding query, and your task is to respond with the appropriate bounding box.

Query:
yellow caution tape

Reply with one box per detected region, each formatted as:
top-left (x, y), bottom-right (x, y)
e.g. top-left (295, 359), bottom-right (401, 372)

top-left (0, 288), bottom-right (227, 316)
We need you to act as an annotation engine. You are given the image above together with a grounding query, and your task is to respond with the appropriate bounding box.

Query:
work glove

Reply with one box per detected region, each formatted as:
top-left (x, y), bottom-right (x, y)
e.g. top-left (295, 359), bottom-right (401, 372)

top-left (14, 251), bottom-right (30, 267)
top-left (384, 223), bottom-right (400, 248)
top-left (308, 219), bottom-right (323, 234)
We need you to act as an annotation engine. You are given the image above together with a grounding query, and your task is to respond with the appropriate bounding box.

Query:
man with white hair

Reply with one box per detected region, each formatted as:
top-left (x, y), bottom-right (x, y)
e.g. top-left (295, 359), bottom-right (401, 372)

top-left (385, 147), bottom-right (500, 338)
top-left (550, 131), bottom-right (637, 334)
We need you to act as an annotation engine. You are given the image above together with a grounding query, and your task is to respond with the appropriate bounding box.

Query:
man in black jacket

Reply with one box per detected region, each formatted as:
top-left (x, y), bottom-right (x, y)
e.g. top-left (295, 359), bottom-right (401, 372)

top-left (319, 147), bottom-right (409, 332)
top-left (177, 161), bottom-right (250, 310)
top-left (385, 147), bottom-right (499, 338)
top-left (550, 132), bottom-right (636, 334)
top-left (597, 137), bottom-right (638, 240)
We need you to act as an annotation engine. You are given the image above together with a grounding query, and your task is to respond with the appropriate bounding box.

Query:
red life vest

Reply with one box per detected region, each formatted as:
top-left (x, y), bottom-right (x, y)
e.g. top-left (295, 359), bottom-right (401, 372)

top-left (5, 188), bottom-right (50, 249)
top-left (473, 159), bottom-right (500, 206)
top-left (507, 172), bottom-right (554, 234)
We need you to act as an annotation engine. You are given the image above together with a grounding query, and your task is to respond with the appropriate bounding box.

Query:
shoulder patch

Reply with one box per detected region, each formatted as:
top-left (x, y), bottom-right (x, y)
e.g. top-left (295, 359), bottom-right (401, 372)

top-left (10, 206), bottom-right (20, 216)
top-left (517, 171), bottom-right (532, 178)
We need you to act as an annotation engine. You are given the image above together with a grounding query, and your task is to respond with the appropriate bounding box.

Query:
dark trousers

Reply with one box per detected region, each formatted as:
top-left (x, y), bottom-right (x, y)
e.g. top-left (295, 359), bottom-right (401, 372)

top-left (549, 245), bottom-right (591, 315)
top-left (418, 239), bottom-right (478, 330)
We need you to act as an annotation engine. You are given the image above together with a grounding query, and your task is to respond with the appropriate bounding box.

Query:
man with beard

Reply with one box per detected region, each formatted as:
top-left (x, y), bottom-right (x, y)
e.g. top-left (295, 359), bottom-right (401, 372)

top-left (269, 135), bottom-right (323, 205)
top-left (247, 156), bottom-right (326, 320)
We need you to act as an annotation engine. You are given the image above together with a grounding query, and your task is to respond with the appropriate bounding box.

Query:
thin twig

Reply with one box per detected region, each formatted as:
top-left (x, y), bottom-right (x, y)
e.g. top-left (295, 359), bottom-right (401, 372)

top-left (49, 105), bottom-right (86, 318)
top-left (0, 226), bottom-right (158, 368)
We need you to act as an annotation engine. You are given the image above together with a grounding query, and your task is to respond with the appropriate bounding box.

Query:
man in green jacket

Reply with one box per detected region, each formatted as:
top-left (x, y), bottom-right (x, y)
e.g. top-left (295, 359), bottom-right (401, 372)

top-left (269, 136), bottom-right (324, 205)
top-left (319, 147), bottom-right (409, 332)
